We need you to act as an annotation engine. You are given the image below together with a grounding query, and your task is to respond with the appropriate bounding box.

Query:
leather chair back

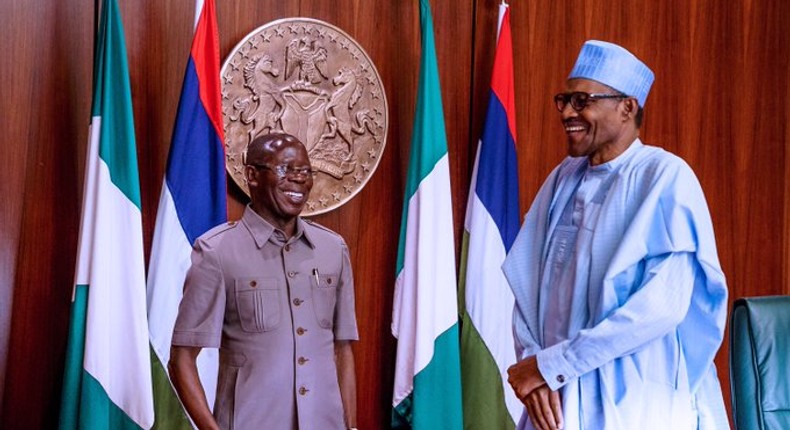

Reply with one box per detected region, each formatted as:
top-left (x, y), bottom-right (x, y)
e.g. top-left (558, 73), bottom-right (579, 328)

top-left (730, 296), bottom-right (790, 430)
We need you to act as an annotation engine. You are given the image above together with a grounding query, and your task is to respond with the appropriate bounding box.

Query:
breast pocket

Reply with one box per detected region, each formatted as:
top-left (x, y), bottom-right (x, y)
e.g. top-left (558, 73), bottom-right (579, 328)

top-left (311, 273), bottom-right (338, 329)
top-left (235, 277), bottom-right (281, 332)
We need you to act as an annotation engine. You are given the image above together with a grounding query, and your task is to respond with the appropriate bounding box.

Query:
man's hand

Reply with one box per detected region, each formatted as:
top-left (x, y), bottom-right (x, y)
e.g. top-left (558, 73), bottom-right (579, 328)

top-left (507, 355), bottom-right (546, 400)
top-left (523, 385), bottom-right (563, 430)
top-left (507, 356), bottom-right (563, 429)
top-left (168, 346), bottom-right (220, 430)
top-left (335, 340), bottom-right (357, 429)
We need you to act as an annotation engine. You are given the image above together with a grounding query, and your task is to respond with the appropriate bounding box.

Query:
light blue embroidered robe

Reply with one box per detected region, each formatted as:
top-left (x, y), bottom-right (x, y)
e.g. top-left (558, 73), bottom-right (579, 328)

top-left (503, 140), bottom-right (729, 430)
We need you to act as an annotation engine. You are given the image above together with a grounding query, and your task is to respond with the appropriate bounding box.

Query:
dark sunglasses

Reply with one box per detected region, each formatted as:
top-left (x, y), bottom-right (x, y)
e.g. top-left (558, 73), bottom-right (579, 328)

top-left (554, 91), bottom-right (627, 112)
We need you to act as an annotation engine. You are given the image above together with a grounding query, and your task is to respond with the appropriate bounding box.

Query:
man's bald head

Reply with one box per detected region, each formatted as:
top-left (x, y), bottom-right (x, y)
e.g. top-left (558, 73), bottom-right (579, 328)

top-left (246, 132), bottom-right (305, 165)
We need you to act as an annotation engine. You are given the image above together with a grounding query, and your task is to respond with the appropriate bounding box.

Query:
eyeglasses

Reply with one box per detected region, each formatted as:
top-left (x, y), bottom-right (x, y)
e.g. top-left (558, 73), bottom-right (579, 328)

top-left (554, 92), bottom-right (627, 112)
top-left (247, 163), bottom-right (315, 180)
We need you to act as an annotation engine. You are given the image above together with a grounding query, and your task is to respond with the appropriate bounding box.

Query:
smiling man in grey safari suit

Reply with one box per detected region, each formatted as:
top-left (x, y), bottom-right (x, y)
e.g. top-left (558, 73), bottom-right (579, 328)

top-left (169, 133), bottom-right (359, 430)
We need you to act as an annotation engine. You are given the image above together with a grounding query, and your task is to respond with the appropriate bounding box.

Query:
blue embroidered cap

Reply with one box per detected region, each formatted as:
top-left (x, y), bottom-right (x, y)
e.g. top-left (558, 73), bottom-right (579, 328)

top-left (569, 40), bottom-right (655, 107)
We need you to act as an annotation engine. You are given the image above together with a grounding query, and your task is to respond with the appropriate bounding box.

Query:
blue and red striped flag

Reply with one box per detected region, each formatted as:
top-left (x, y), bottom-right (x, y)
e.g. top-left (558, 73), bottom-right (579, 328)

top-left (146, 0), bottom-right (226, 426)
top-left (459, 4), bottom-right (521, 428)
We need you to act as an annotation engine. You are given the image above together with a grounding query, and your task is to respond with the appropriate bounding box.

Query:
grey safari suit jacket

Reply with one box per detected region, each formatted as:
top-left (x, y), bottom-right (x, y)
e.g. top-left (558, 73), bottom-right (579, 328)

top-left (172, 206), bottom-right (358, 430)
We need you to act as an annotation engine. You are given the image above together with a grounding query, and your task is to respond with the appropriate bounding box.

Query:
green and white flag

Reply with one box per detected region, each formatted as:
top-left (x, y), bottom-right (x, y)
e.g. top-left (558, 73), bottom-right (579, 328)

top-left (391, 0), bottom-right (463, 428)
top-left (58, 0), bottom-right (154, 428)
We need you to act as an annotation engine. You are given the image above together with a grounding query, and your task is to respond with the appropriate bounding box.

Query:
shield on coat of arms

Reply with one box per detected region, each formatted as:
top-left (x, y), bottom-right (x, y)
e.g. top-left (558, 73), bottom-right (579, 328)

top-left (279, 90), bottom-right (330, 153)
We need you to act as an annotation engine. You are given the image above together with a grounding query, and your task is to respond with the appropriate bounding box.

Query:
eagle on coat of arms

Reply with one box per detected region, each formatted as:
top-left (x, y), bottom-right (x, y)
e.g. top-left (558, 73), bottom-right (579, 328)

top-left (285, 38), bottom-right (329, 84)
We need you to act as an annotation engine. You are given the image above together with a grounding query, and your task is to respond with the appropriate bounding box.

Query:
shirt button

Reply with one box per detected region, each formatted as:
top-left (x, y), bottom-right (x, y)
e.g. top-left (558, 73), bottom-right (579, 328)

top-left (556, 374), bottom-right (566, 383)
top-left (284, 244), bottom-right (291, 252)
top-left (296, 327), bottom-right (306, 335)
top-left (297, 356), bottom-right (309, 365)
top-left (293, 298), bottom-right (303, 306)
top-left (249, 280), bottom-right (257, 288)
top-left (298, 386), bottom-right (309, 395)
top-left (288, 271), bottom-right (296, 278)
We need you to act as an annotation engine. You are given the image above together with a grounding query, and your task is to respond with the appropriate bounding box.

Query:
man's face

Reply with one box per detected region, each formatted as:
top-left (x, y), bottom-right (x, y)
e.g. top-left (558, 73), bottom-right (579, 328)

top-left (247, 140), bottom-right (313, 226)
top-left (559, 78), bottom-right (627, 159)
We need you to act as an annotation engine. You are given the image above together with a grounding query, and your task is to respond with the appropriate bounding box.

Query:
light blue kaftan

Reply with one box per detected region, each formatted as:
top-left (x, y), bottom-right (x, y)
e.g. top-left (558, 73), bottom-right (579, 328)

top-left (502, 140), bottom-right (729, 430)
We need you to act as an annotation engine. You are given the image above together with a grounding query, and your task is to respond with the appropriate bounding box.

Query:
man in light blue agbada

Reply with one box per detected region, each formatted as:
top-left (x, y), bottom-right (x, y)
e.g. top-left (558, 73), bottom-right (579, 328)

top-left (503, 40), bottom-right (729, 430)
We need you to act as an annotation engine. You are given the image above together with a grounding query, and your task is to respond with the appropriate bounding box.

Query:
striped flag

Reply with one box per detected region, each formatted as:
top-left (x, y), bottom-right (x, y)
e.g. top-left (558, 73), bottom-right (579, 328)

top-left (58, 0), bottom-right (154, 428)
top-left (391, 0), bottom-right (463, 428)
top-left (459, 4), bottom-right (521, 428)
top-left (146, 0), bottom-right (226, 427)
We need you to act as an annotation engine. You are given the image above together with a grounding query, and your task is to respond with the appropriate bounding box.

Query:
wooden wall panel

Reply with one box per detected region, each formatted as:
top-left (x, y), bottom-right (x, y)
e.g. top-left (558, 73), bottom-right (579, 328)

top-left (1, 1), bottom-right (93, 428)
top-left (2, 0), bottom-right (789, 428)
top-left (0, 0), bottom-right (33, 409)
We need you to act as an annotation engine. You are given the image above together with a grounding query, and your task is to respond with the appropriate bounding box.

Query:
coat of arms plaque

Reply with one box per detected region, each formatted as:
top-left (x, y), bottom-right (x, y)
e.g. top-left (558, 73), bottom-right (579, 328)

top-left (221, 17), bottom-right (389, 216)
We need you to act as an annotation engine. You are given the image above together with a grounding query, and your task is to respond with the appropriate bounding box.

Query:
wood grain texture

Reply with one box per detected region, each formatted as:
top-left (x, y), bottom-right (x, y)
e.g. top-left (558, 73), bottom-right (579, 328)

top-left (0, 0), bottom-right (37, 412)
top-left (2, 0), bottom-right (789, 428)
top-left (1, 1), bottom-right (93, 428)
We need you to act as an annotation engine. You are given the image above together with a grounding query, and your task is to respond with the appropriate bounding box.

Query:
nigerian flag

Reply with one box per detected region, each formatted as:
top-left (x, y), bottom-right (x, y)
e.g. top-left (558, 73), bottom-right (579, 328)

top-left (58, 0), bottom-right (154, 428)
top-left (391, 0), bottom-right (463, 428)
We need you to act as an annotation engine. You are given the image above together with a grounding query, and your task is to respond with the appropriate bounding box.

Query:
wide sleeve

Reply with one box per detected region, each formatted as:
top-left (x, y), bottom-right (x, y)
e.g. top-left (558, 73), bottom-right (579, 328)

top-left (504, 183), bottom-right (553, 360)
top-left (506, 216), bottom-right (548, 360)
top-left (504, 158), bottom-right (583, 360)
top-left (536, 251), bottom-right (697, 390)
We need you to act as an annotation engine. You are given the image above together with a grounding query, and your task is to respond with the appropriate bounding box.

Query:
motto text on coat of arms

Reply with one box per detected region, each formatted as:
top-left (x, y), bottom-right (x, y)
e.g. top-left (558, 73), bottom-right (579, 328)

top-left (221, 18), bottom-right (389, 216)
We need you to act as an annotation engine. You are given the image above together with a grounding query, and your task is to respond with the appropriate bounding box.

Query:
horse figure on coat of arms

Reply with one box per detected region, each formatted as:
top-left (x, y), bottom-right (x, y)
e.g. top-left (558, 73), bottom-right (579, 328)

top-left (229, 54), bottom-right (286, 145)
top-left (319, 67), bottom-right (373, 158)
